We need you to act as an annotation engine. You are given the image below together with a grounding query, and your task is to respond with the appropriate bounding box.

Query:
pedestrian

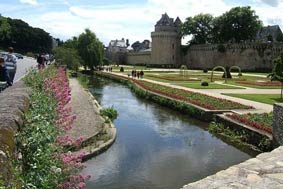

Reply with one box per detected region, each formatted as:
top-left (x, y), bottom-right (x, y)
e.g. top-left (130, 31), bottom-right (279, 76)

top-left (3, 47), bottom-right (17, 84)
top-left (131, 70), bottom-right (134, 77)
top-left (137, 71), bottom-right (140, 79)
top-left (37, 53), bottom-right (46, 69)
top-left (140, 70), bottom-right (144, 79)
top-left (0, 57), bottom-right (12, 86)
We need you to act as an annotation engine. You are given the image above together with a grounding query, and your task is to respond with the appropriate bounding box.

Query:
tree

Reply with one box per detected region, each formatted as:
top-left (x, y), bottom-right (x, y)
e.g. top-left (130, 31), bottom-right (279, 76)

top-left (182, 13), bottom-right (214, 44)
top-left (0, 16), bottom-right (11, 42)
top-left (268, 52), bottom-right (283, 99)
top-left (54, 46), bottom-right (82, 71)
top-left (77, 29), bottom-right (104, 70)
top-left (213, 6), bottom-right (262, 43)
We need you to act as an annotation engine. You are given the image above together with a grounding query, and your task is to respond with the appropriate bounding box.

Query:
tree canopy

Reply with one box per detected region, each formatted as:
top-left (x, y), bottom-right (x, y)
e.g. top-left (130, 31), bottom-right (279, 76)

top-left (0, 15), bottom-right (53, 53)
top-left (77, 29), bottom-right (104, 70)
top-left (182, 6), bottom-right (263, 44)
top-left (182, 14), bottom-right (214, 44)
top-left (269, 52), bottom-right (283, 99)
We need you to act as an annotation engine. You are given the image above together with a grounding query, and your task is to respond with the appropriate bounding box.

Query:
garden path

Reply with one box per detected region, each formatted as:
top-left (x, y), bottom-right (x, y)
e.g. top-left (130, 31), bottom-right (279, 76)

top-left (66, 78), bottom-right (104, 140)
top-left (109, 72), bottom-right (277, 113)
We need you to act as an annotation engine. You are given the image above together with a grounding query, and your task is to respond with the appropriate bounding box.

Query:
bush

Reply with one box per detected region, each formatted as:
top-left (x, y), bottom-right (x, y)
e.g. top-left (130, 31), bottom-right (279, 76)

top-left (201, 81), bottom-right (209, 86)
top-left (100, 106), bottom-right (118, 121)
top-left (203, 69), bottom-right (208, 73)
top-left (120, 67), bottom-right (124, 72)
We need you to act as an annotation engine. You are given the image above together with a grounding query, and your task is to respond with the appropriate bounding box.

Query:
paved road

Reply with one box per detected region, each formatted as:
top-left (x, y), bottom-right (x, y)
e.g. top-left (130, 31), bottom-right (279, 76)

top-left (14, 56), bottom-right (37, 82)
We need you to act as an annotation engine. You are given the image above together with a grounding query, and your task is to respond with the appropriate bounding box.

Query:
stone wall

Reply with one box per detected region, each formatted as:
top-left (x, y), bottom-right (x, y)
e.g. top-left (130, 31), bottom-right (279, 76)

top-left (185, 43), bottom-right (283, 71)
top-left (273, 103), bottom-right (283, 146)
top-left (0, 81), bottom-right (31, 187)
top-left (127, 51), bottom-right (151, 65)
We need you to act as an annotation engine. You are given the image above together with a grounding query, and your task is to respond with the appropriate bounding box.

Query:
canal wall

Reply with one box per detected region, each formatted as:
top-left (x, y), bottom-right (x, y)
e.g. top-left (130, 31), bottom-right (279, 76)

top-left (182, 104), bottom-right (283, 189)
top-left (0, 81), bottom-right (31, 187)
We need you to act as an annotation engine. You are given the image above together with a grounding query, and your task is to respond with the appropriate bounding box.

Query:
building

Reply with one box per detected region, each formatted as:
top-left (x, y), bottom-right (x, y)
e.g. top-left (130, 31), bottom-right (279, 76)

top-left (256, 25), bottom-right (283, 42)
top-left (127, 13), bottom-right (182, 67)
top-left (106, 38), bottom-right (129, 64)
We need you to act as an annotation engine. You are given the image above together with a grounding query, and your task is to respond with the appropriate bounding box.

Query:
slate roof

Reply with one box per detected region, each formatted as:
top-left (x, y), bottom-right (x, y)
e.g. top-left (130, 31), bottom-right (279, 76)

top-left (256, 25), bottom-right (283, 41)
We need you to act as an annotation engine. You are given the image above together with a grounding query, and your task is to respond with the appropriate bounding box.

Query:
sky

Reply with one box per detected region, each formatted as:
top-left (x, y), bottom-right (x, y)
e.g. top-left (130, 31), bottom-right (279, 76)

top-left (1, 0), bottom-right (283, 46)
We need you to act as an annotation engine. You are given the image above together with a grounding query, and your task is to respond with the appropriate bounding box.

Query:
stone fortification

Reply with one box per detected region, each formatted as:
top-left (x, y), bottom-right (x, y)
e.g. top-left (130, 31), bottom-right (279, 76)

top-left (185, 43), bottom-right (283, 71)
top-left (127, 51), bottom-right (151, 65)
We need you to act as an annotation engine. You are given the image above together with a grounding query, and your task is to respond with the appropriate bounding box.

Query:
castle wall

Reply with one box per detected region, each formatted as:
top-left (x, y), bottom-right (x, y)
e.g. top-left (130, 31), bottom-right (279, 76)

top-left (151, 32), bottom-right (182, 66)
top-left (127, 51), bottom-right (151, 65)
top-left (185, 43), bottom-right (283, 71)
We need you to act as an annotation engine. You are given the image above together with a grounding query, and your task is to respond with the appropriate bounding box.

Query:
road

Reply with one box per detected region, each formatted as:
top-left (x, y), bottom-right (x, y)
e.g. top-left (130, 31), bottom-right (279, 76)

top-left (14, 56), bottom-right (37, 82)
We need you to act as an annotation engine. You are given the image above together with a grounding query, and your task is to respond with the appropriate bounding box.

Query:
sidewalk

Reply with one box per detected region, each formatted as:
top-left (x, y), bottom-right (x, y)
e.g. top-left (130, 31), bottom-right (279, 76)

top-left (66, 78), bottom-right (104, 140)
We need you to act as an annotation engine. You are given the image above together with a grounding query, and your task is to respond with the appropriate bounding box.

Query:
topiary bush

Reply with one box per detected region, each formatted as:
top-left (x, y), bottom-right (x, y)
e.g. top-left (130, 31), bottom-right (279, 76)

top-left (201, 81), bottom-right (209, 86)
top-left (203, 69), bottom-right (208, 73)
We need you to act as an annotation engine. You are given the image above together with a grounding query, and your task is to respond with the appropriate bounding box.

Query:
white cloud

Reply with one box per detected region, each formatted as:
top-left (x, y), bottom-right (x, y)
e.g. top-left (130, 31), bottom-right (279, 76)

top-left (10, 0), bottom-right (283, 46)
top-left (257, 0), bottom-right (281, 7)
top-left (19, 0), bottom-right (38, 5)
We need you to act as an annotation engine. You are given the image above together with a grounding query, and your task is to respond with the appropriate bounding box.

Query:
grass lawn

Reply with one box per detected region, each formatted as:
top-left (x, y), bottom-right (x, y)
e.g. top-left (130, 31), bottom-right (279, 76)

top-left (223, 93), bottom-right (283, 105)
top-left (173, 82), bottom-right (243, 89)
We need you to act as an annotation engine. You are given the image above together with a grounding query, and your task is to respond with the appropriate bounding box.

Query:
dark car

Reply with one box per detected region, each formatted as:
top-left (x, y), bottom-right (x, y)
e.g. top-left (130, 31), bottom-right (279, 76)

top-left (15, 53), bottom-right (24, 59)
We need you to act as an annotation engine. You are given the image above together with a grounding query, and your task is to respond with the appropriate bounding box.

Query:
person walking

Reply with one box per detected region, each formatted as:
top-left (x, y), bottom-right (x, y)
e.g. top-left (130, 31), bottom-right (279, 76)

top-left (0, 57), bottom-right (12, 86)
top-left (4, 47), bottom-right (17, 84)
top-left (140, 70), bottom-right (144, 79)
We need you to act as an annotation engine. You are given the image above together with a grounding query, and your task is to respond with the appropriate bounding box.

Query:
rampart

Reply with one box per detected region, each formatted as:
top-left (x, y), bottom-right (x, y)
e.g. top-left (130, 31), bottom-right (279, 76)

top-left (0, 81), bottom-right (31, 187)
top-left (127, 51), bottom-right (151, 65)
top-left (185, 43), bottom-right (283, 71)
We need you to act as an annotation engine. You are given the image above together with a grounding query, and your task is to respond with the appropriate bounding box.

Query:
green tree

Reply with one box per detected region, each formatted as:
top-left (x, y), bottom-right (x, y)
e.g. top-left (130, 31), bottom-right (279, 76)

top-left (0, 15), bottom-right (11, 42)
top-left (268, 52), bottom-right (283, 99)
top-left (78, 29), bottom-right (104, 70)
top-left (213, 6), bottom-right (262, 43)
top-left (276, 32), bottom-right (283, 42)
top-left (182, 13), bottom-right (214, 44)
top-left (53, 46), bottom-right (82, 71)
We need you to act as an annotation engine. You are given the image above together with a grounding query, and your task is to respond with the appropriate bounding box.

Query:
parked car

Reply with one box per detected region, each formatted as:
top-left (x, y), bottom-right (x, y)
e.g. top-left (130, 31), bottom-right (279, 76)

top-left (14, 53), bottom-right (24, 59)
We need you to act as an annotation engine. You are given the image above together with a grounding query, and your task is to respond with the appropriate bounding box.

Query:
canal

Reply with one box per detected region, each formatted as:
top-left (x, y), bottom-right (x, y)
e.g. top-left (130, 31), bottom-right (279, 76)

top-left (82, 76), bottom-right (252, 189)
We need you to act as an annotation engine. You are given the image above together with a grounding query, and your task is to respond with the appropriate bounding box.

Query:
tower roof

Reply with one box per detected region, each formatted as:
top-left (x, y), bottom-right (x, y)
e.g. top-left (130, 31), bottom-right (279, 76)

top-left (156, 13), bottom-right (174, 27)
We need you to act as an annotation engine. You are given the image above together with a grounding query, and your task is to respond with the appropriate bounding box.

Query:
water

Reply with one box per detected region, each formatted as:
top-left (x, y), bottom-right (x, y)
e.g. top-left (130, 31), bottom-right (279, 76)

top-left (82, 76), bottom-right (252, 189)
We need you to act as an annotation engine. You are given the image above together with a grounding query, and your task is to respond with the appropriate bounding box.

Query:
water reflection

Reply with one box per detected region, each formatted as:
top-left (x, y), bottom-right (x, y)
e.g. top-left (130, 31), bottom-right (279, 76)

top-left (82, 76), bottom-right (252, 189)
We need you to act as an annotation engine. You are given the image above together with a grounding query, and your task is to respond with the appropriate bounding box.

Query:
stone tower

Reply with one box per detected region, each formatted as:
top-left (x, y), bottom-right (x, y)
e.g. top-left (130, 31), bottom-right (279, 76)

top-left (151, 13), bottom-right (182, 67)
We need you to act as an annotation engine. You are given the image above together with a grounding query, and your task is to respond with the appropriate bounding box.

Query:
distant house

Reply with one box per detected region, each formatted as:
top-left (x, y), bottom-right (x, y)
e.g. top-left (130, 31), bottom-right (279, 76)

top-left (256, 25), bottom-right (283, 42)
top-left (106, 38), bottom-right (129, 64)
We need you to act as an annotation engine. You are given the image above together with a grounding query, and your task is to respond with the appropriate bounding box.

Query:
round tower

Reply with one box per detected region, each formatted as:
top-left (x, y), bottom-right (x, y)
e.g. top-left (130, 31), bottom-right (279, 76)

top-left (151, 13), bottom-right (182, 67)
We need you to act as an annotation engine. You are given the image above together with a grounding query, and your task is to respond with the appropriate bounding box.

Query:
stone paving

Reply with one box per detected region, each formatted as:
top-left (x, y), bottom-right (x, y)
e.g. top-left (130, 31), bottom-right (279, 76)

top-left (181, 146), bottom-right (283, 189)
top-left (66, 78), bottom-right (104, 140)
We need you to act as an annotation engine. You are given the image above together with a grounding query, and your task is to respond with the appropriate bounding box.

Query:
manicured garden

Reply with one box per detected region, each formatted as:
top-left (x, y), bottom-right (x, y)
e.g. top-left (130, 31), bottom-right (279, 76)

top-left (15, 66), bottom-right (90, 189)
top-left (227, 113), bottom-right (273, 134)
top-left (223, 93), bottom-right (283, 105)
top-left (134, 79), bottom-right (252, 110)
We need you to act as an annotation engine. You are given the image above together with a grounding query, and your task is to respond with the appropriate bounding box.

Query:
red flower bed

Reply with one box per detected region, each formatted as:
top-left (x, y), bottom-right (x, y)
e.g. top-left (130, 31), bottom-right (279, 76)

top-left (227, 113), bottom-right (272, 134)
top-left (236, 81), bottom-right (281, 86)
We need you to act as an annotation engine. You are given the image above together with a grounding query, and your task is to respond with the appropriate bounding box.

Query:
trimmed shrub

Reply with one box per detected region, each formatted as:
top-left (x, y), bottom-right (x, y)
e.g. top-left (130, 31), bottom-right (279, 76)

top-left (201, 81), bottom-right (209, 86)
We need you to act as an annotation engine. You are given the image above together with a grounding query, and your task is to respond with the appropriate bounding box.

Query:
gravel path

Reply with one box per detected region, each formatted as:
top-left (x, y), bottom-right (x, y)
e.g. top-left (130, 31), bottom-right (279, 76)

top-left (66, 78), bottom-right (104, 140)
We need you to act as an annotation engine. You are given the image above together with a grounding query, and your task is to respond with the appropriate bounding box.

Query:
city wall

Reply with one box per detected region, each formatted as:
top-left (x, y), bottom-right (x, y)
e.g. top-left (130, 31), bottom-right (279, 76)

top-left (127, 43), bottom-right (283, 71)
top-left (184, 43), bottom-right (283, 71)
top-left (127, 51), bottom-right (151, 65)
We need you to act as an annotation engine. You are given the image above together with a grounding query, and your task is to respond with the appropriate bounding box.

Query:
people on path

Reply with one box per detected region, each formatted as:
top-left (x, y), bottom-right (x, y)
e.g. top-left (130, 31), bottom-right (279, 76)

top-left (3, 47), bottom-right (17, 84)
top-left (140, 70), bottom-right (144, 79)
top-left (0, 57), bottom-right (12, 86)
top-left (37, 53), bottom-right (46, 69)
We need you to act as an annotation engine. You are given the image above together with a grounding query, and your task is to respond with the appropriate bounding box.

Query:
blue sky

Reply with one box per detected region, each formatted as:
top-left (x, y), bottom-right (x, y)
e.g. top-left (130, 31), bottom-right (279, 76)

top-left (1, 0), bottom-right (283, 45)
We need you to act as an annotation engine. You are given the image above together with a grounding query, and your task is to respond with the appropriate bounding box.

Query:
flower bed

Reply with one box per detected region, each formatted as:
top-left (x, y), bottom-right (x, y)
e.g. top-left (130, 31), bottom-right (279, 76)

top-left (227, 113), bottom-right (273, 134)
top-left (146, 74), bottom-right (201, 81)
top-left (16, 66), bottom-right (90, 189)
top-left (134, 80), bottom-right (252, 110)
top-left (236, 81), bottom-right (281, 86)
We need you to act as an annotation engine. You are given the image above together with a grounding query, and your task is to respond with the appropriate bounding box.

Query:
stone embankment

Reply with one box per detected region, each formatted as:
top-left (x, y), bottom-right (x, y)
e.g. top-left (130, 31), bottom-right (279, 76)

top-left (67, 78), bottom-right (117, 161)
top-left (0, 81), bottom-right (31, 186)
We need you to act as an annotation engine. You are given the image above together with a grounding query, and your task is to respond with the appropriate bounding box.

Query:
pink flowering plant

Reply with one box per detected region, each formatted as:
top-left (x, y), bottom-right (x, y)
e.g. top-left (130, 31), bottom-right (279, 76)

top-left (15, 66), bottom-right (90, 189)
